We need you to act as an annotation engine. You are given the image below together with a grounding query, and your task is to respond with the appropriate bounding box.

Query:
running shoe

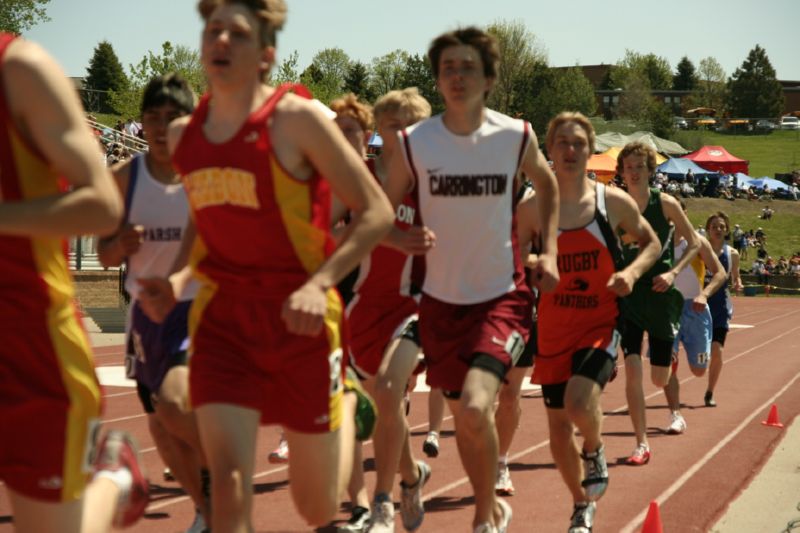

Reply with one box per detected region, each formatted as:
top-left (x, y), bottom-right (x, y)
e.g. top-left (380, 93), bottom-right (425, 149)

top-left (473, 524), bottom-right (496, 533)
top-left (667, 412), bottom-right (687, 435)
top-left (496, 497), bottom-right (512, 533)
top-left (344, 367), bottom-right (378, 441)
top-left (367, 496), bottom-right (395, 533)
top-left (495, 463), bottom-right (514, 496)
top-left (163, 467), bottom-right (175, 482)
top-left (399, 460), bottom-right (431, 531)
top-left (422, 431), bottom-right (440, 458)
top-left (581, 445), bottom-right (608, 501)
top-left (704, 390), bottom-right (717, 407)
top-left (185, 509), bottom-right (208, 533)
top-left (268, 436), bottom-right (289, 464)
top-left (625, 443), bottom-right (651, 466)
top-left (94, 430), bottom-right (150, 528)
top-left (338, 505), bottom-right (371, 532)
top-left (568, 501), bottom-right (596, 533)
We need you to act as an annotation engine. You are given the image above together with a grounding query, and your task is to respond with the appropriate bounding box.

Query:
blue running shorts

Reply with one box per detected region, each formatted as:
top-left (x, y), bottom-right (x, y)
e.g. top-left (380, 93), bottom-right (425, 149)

top-left (672, 299), bottom-right (712, 369)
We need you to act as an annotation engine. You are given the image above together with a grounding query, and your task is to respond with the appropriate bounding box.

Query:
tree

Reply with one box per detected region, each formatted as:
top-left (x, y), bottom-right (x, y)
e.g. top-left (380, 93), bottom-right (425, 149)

top-left (691, 56), bottom-right (727, 113)
top-left (611, 50), bottom-right (672, 91)
top-left (726, 45), bottom-right (784, 119)
top-left (369, 50), bottom-right (409, 98)
top-left (85, 40), bottom-right (128, 114)
top-left (616, 72), bottom-right (652, 122)
top-left (672, 56), bottom-right (697, 91)
top-left (0, 0), bottom-right (50, 34)
top-left (107, 41), bottom-right (205, 118)
top-left (399, 54), bottom-right (442, 113)
top-left (550, 67), bottom-right (597, 117)
top-left (272, 50), bottom-right (300, 85)
top-left (486, 19), bottom-right (547, 115)
top-left (301, 47), bottom-right (351, 104)
top-left (344, 61), bottom-right (375, 102)
top-left (646, 100), bottom-right (674, 138)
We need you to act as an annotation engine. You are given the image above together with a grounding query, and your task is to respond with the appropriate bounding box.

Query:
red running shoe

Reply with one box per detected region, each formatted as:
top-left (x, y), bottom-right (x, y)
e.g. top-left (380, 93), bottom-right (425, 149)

top-left (94, 430), bottom-right (150, 528)
top-left (625, 443), bottom-right (651, 466)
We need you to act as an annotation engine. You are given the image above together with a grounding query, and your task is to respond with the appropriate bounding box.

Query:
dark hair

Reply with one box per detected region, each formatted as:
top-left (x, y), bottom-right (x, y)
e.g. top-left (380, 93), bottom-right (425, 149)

top-left (428, 26), bottom-right (500, 81)
top-left (140, 73), bottom-right (196, 117)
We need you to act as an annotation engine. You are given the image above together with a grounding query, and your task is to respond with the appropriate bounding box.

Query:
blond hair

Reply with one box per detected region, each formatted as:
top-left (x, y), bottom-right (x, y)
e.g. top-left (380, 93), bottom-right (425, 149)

top-left (373, 87), bottom-right (432, 124)
top-left (197, 0), bottom-right (287, 48)
top-left (545, 112), bottom-right (596, 154)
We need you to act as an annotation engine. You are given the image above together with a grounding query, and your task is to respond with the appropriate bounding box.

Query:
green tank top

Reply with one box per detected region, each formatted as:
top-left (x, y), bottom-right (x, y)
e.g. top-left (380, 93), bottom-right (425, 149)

top-left (620, 188), bottom-right (674, 280)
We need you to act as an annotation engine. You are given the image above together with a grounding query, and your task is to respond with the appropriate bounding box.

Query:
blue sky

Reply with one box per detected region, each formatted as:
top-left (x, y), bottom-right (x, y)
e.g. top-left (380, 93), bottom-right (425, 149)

top-left (24, 0), bottom-right (800, 81)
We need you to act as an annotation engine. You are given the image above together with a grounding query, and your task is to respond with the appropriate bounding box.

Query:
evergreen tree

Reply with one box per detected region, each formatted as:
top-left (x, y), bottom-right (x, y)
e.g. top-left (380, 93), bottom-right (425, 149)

top-left (84, 40), bottom-right (128, 113)
top-left (672, 56), bottom-right (697, 91)
top-left (344, 61), bottom-right (375, 103)
top-left (399, 54), bottom-right (442, 113)
top-left (726, 45), bottom-right (784, 118)
top-left (0, 0), bottom-right (50, 34)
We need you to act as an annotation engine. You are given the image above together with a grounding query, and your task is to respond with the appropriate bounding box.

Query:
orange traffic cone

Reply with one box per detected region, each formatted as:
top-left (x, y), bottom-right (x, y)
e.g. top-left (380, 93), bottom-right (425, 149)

top-left (761, 404), bottom-right (784, 428)
top-left (641, 500), bottom-right (664, 533)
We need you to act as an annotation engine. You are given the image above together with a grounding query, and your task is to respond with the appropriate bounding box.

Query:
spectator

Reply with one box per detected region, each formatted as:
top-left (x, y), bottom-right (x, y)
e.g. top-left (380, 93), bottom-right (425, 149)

top-left (790, 257), bottom-right (800, 278)
top-left (685, 168), bottom-right (695, 185)
top-left (760, 206), bottom-right (774, 220)
top-left (732, 224), bottom-right (744, 253)
top-left (788, 184), bottom-right (798, 201)
top-left (776, 256), bottom-right (790, 276)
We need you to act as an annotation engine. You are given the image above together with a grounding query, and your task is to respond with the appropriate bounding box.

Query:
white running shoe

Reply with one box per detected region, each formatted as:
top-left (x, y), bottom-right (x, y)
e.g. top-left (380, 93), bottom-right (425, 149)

top-left (495, 463), bottom-right (514, 496)
top-left (399, 460), bottom-right (431, 531)
top-left (667, 412), bottom-right (687, 435)
top-left (368, 498), bottom-right (395, 533)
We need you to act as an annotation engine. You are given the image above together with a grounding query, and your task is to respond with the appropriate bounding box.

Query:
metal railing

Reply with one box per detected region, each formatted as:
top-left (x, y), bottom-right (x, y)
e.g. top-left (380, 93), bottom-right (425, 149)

top-left (87, 118), bottom-right (149, 153)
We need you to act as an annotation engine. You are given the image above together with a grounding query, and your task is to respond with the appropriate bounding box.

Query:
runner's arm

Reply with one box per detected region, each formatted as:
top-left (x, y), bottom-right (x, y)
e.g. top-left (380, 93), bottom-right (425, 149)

top-left (0, 39), bottom-right (122, 236)
top-left (654, 194), bottom-right (700, 291)
top-left (519, 131), bottom-right (559, 291)
top-left (693, 235), bottom-right (726, 311)
top-left (97, 161), bottom-right (143, 268)
top-left (729, 248), bottom-right (743, 291)
top-left (606, 188), bottom-right (660, 296)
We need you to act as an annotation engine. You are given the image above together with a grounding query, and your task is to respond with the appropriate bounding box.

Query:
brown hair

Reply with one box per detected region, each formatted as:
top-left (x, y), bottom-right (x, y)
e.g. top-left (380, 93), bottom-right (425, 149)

top-left (373, 87), bottom-right (432, 124)
top-left (616, 141), bottom-right (658, 176)
top-left (428, 26), bottom-right (500, 80)
top-left (705, 211), bottom-right (731, 235)
top-left (329, 93), bottom-right (374, 131)
top-left (545, 111), bottom-right (596, 155)
top-left (197, 0), bottom-right (287, 48)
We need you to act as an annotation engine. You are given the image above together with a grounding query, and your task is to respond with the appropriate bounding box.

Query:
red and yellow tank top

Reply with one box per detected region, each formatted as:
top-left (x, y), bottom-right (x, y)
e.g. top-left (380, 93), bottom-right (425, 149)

top-left (538, 183), bottom-right (622, 356)
top-left (172, 84), bottom-right (335, 296)
top-left (0, 33), bottom-right (75, 320)
top-left (351, 158), bottom-right (422, 299)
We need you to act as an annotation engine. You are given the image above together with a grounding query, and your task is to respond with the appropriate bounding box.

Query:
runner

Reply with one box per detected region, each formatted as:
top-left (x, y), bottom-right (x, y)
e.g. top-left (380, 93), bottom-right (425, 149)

top-left (703, 211), bottom-right (743, 407)
top-left (385, 26), bottom-right (560, 533)
top-left (338, 88), bottom-right (432, 533)
top-left (136, 1), bottom-right (394, 530)
top-left (495, 180), bottom-right (538, 498)
top-left (531, 113), bottom-right (660, 532)
top-left (664, 202), bottom-right (727, 434)
top-left (96, 73), bottom-right (209, 531)
top-left (0, 33), bottom-right (148, 532)
top-left (617, 141), bottom-right (700, 466)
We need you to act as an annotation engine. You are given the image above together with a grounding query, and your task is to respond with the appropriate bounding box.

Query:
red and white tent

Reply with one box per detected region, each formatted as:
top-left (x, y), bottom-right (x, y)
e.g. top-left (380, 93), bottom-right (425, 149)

top-left (684, 145), bottom-right (749, 175)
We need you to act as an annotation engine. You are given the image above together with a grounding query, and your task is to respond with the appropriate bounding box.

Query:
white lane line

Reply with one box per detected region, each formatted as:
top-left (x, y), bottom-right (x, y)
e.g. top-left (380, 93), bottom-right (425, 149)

top-left (620, 368), bottom-right (800, 533)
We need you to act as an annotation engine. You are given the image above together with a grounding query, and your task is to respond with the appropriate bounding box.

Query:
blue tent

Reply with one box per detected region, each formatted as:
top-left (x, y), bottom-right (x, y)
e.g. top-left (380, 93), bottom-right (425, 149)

top-left (731, 172), bottom-right (755, 190)
top-left (748, 177), bottom-right (789, 191)
top-left (368, 132), bottom-right (383, 147)
top-left (656, 158), bottom-right (717, 179)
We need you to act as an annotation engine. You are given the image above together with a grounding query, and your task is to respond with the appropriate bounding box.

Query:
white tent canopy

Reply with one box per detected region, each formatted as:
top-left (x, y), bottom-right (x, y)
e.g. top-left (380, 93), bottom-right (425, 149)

top-left (594, 131), bottom-right (689, 156)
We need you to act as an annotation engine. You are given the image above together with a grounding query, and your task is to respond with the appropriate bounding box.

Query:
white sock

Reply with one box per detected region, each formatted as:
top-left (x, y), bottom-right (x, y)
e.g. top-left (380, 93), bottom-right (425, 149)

top-left (498, 454), bottom-right (508, 466)
top-left (95, 468), bottom-right (133, 501)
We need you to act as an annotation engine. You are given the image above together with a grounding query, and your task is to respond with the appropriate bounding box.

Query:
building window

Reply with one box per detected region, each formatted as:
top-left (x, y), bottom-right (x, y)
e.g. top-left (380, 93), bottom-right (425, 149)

top-left (665, 96), bottom-right (672, 104)
top-left (674, 96), bottom-right (681, 104)
top-left (612, 95), bottom-right (619, 105)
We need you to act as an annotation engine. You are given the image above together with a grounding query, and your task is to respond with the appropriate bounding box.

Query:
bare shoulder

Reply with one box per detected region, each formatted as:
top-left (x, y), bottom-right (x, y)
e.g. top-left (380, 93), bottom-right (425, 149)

top-left (605, 185), bottom-right (637, 212)
top-left (659, 191), bottom-right (682, 216)
top-left (3, 39), bottom-right (72, 109)
top-left (110, 157), bottom-right (133, 195)
top-left (272, 93), bottom-right (331, 133)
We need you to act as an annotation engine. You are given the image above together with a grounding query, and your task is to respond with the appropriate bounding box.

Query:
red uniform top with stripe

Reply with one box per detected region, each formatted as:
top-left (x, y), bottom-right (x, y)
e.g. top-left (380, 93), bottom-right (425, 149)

top-left (172, 84), bottom-right (335, 295)
top-left (0, 33), bottom-right (75, 320)
top-left (535, 183), bottom-right (622, 383)
top-left (351, 158), bottom-right (421, 298)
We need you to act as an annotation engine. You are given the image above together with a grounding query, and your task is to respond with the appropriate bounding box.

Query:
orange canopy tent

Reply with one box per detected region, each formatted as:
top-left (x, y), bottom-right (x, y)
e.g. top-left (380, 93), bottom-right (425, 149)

top-left (586, 153), bottom-right (617, 183)
top-left (602, 146), bottom-right (667, 166)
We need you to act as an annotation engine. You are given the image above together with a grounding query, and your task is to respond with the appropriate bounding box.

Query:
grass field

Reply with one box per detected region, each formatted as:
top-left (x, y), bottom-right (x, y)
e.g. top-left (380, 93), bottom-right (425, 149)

top-left (684, 197), bottom-right (800, 261)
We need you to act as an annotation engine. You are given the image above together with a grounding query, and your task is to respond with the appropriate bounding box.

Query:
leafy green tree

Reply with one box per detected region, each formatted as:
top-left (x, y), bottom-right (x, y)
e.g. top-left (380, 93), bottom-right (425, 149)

top-left (271, 50), bottom-right (300, 85)
top-left (107, 41), bottom-right (204, 118)
top-left (672, 56), bottom-right (697, 91)
top-left (399, 54), bottom-right (442, 114)
top-left (369, 50), bottom-right (409, 98)
top-left (690, 56), bottom-right (727, 113)
top-left (726, 45), bottom-right (784, 118)
top-left (486, 19), bottom-right (547, 115)
top-left (344, 61), bottom-right (375, 102)
top-left (646, 100), bottom-right (674, 138)
top-left (611, 50), bottom-right (672, 90)
top-left (550, 67), bottom-right (597, 117)
top-left (85, 40), bottom-right (128, 114)
top-left (301, 48), bottom-right (351, 104)
top-left (0, 0), bottom-right (50, 34)
top-left (617, 72), bottom-right (652, 122)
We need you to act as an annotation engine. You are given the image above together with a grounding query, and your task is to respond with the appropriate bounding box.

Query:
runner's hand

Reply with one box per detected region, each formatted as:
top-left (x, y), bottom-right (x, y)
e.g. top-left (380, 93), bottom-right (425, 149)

top-left (530, 252), bottom-right (559, 292)
top-left (137, 277), bottom-right (176, 323)
top-left (117, 224), bottom-right (144, 257)
top-left (389, 226), bottom-right (436, 255)
top-left (692, 293), bottom-right (708, 313)
top-left (282, 282), bottom-right (327, 336)
top-left (652, 271), bottom-right (676, 293)
top-left (607, 270), bottom-right (635, 296)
